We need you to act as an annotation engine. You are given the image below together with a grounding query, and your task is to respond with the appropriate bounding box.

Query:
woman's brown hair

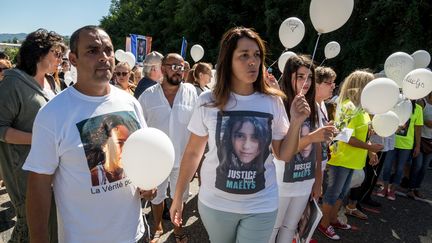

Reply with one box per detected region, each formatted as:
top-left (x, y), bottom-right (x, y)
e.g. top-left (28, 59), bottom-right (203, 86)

top-left (279, 55), bottom-right (317, 127)
top-left (211, 27), bottom-right (285, 110)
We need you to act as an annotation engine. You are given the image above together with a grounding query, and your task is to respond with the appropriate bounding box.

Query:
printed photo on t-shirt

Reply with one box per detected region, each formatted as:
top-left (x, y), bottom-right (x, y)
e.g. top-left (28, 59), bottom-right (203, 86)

top-left (283, 119), bottom-right (316, 183)
top-left (76, 111), bottom-right (141, 187)
top-left (397, 118), bottom-right (411, 137)
top-left (215, 111), bottom-right (272, 194)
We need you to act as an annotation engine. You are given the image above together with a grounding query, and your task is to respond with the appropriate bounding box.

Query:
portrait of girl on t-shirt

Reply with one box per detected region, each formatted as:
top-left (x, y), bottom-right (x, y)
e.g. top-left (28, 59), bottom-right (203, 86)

top-left (77, 112), bottom-right (140, 186)
top-left (215, 111), bottom-right (272, 194)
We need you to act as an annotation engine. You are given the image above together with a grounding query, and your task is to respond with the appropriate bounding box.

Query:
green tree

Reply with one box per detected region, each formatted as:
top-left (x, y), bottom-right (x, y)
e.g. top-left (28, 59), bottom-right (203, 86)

top-left (99, 0), bottom-right (432, 82)
top-left (4, 47), bottom-right (19, 64)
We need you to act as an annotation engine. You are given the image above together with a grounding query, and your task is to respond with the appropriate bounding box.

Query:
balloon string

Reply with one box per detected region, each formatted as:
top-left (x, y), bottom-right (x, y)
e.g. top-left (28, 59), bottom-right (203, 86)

top-left (267, 48), bottom-right (289, 71)
top-left (319, 58), bottom-right (327, 67)
top-left (300, 33), bottom-right (321, 95)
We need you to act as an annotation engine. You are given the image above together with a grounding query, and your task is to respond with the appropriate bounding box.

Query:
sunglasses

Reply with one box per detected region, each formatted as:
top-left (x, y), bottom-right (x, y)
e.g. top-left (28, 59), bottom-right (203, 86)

top-left (164, 64), bottom-right (185, 72)
top-left (0, 67), bottom-right (9, 72)
top-left (50, 49), bottom-right (63, 59)
top-left (115, 71), bottom-right (129, 77)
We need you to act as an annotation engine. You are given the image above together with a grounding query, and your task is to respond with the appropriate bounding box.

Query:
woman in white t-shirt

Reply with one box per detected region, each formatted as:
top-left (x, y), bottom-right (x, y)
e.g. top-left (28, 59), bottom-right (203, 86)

top-left (169, 27), bottom-right (310, 243)
top-left (269, 55), bottom-right (337, 243)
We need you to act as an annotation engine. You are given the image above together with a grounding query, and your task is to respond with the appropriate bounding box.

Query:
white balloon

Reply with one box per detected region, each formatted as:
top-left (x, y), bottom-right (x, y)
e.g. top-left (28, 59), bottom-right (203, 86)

top-left (278, 17), bottom-right (305, 49)
top-left (309, 0), bottom-right (354, 34)
top-left (402, 68), bottom-right (432, 100)
top-left (190, 44), bottom-right (204, 62)
top-left (391, 95), bottom-right (412, 125)
top-left (122, 128), bottom-right (175, 190)
top-left (384, 52), bottom-right (415, 87)
top-left (124, 52), bottom-right (136, 68)
top-left (115, 49), bottom-right (126, 62)
top-left (411, 50), bottom-right (431, 69)
top-left (278, 51), bottom-right (297, 72)
top-left (372, 111), bottom-right (400, 137)
top-left (324, 41), bottom-right (341, 59)
top-left (360, 78), bottom-right (399, 114)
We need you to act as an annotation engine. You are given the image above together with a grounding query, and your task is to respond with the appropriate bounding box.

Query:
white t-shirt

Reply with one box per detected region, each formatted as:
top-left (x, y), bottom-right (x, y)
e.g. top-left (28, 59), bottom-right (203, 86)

top-left (23, 85), bottom-right (146, 243)
top-left (275, 118), bottom-right (317, 197)
top-left (138, 83), bottom-right (197, 168)
top-left (188, 91), bottom-right (289, 214)
top-left (318, 101), bottom-right (329, 170)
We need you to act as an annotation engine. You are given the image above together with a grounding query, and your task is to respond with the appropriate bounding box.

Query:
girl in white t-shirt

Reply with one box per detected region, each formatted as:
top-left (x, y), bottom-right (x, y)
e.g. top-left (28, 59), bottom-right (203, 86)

top-left (169, 27), bottom-right (310, 243)
top-left (269, 55), bottom-right (336, 243)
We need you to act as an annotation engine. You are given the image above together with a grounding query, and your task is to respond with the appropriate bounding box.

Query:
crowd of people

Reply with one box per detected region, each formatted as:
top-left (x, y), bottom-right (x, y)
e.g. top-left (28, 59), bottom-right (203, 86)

top-left (0, 25), bottom-right (430, 243)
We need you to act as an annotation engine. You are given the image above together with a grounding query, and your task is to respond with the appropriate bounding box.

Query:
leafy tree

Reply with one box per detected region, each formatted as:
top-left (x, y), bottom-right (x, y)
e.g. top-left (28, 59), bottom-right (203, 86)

top-left (100, 0), bottom-right (432, 82)
top-left (4, 47), bottom-right (19, 64)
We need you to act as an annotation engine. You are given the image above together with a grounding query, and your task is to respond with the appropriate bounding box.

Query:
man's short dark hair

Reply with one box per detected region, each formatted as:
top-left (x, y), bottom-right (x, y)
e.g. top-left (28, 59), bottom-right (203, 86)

top-left (69, 25), bottom-right (105, 57)
top-left (16, 28), bottom-right (65, 76)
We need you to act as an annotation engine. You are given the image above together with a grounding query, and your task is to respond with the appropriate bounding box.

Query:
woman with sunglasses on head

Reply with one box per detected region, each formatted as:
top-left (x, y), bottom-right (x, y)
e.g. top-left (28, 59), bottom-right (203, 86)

top-left (169, 27), bottom-right (310, 243)
top-left (0, 28), bottom-right (66, 242)
top-left (269, 55), bottom-right (336, 243)
top-left (114, 62), bottom-right (135, 95)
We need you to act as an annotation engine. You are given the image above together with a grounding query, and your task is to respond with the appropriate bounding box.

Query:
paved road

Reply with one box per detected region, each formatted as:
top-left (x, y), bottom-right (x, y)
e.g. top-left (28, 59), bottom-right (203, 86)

top-left (1, 171), bottom-right (432, 243)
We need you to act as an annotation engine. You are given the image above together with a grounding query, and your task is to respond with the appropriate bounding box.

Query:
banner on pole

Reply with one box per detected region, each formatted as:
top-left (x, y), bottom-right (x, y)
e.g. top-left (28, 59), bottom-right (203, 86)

top-left (130, 34), bottom-right (152, 64)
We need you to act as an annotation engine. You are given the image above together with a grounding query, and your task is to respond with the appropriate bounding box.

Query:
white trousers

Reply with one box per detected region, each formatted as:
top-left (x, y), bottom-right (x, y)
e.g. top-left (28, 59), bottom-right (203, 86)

top-left (269, 194), bottom-right (310, 243)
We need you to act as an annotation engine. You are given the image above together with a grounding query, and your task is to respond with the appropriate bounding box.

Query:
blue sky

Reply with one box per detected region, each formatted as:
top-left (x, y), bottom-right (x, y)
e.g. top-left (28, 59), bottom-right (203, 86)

top-left (0, 0), bottom-right (112, 36)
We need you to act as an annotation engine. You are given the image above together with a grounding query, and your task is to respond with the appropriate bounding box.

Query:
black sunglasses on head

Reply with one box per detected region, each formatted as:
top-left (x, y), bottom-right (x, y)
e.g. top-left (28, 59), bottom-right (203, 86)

top-left (0, 67), bottom-right (10, 72)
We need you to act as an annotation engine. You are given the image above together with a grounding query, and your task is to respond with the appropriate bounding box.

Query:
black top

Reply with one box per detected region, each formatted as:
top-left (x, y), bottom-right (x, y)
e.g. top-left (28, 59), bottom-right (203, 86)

top-left (134, 77), bottom-right (158, 99)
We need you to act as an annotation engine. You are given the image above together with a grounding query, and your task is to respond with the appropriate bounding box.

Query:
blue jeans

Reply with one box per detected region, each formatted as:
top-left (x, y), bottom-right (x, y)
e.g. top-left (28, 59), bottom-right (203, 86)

top-left (409, 152), bottom-right (432, 189)
top-left (198, 200), bottom-right (277, 243)
top-left (382, 148), bottom-right (412, 185)
top-left (323, 165), bottom-right (354, 205)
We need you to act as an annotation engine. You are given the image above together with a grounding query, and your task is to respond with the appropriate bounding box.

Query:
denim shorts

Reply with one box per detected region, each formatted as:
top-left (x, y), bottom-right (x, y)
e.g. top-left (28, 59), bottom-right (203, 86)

top-left (323, 165), bottom-right (354, 205)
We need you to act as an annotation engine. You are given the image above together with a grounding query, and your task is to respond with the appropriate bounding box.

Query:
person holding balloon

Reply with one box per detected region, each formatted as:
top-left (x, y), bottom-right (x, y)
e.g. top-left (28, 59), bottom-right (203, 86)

top-left (24, 26), bottom-right (155, 243)
top-left (169, 27), bottom-right (310, 243)
top-left (269, 55), bottom-right (338, 243)
top-left (318, 70), bottom-right (383, 240)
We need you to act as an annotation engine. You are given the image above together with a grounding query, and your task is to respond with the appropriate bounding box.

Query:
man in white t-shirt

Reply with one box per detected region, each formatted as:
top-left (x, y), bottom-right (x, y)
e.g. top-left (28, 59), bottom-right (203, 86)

top-left (138, 53), bottom-right (197, 242)
top-left (24, 26), bottom-right (155, 243)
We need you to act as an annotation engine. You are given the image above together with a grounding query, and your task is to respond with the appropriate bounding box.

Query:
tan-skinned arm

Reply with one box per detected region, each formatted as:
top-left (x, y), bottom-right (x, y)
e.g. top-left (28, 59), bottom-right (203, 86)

top-left (348, 137), bottom-right (383, 153)
top-left (26, 172), bottom-right (53, 243)
top-left (413, 125), bottom-right (422, 158)
top-left (298, 125), bottom-right (336, 152)
top-left (312, 144), bottom-right (323, 200)
top-left (170, 133), bottom-right (208, 227)
top-left (4, 128), bottom-right (32, 144)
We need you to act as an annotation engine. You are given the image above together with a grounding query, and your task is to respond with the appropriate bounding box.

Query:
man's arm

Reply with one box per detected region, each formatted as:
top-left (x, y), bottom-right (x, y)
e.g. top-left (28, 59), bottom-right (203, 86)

top-left (26, 172), bottom-right (53, 243)
top-left (4, 128), bottom-right (32, 144)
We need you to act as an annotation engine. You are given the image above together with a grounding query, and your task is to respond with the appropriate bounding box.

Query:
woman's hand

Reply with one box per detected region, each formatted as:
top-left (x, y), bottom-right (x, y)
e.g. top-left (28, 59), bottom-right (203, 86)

top-left (310, 125), bottom-right (337, 143)
top-left (290, 95), bottom-right (311, 124)
top-left (368, 151), bottom-right (379, 166)
top-left (138, 188), bottom-right (157, 201)
top-left (170, 198), bottom-right (184, 227)
top-left (367, 142), bottom-right (384, 153)
top-left (265, 71), bottom-right (280, 90)
top-left (311, 182), bottom-right (322, 201)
